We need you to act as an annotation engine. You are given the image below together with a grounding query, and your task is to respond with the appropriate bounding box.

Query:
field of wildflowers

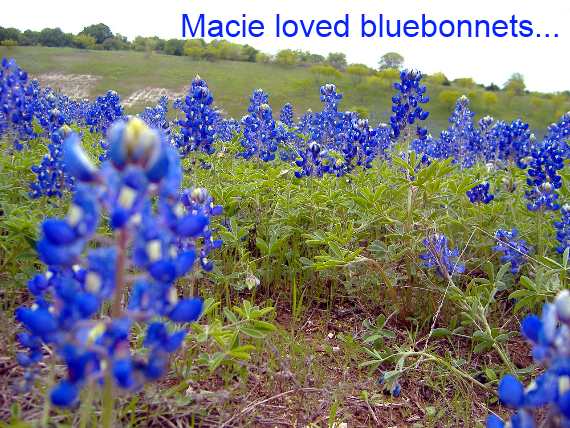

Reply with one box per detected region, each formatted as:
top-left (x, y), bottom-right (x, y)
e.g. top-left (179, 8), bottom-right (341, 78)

top-left (2, 55), bottom-right (570, 426)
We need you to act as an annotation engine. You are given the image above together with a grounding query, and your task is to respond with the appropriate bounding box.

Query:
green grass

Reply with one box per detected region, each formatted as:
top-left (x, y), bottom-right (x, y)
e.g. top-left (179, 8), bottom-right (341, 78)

top-left (1, 46), bottom-right (568, 133)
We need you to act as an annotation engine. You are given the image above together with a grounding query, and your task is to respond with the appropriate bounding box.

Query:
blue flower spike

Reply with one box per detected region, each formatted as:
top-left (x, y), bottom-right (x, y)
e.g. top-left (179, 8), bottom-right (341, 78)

top-left (14, 117), bottom-right (221, 409)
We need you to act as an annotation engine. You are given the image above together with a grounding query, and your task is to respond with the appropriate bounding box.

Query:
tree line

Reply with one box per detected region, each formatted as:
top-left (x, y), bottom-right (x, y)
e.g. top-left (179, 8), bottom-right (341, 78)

top-left (0, 23), bottom-right (542, 96)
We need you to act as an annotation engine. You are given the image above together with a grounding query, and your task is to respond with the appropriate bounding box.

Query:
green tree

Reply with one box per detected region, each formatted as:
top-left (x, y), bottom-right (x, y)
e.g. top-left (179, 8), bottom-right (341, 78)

top-left (241, 45), bottom-right (258, 62)
top-left (164, 39), bottom-right (185, 56)
top-left (80, 23), bottom-right (113, 44)
top-left (0, 27), bottom-right (21, 43)
top-left (184, 39), bottom-right (206, 59)
top-left (326, 52), bottom-right (347, 71)
top-left (504, 73), bottom-right (526, 95)
top-left (208, 40), bottom-right (244, 61)
top-left (275, 49), bottom-right (300, 66)
top-left (73, 34), bottom-right (96, 49)
top-left (427, 72), bottom-right (450, 86)
top-left (347, 64), bottom-right (373, 86)
top-left (310, 64), bottom-right (341, 85)
top-left (256, 52), bottom-right (272, 63)
top-left (102, 35), bottom-right (130, 51)
top-left (482, 91), bottom-right (499, 107)
top-left (21, 30), bottom-right (40, 45)
top-left (295, 50), bottom-right (325, 65)
top-left (38, 28), bottom-right (73, 47)
top-left (377, 68), bottom-right (400, 80)
top-left (132, 36), bottom-right (161, 53)
top-left (453, 77), bottom-right (476, 88)
top-left (378, 52), bottom-right (404, 70)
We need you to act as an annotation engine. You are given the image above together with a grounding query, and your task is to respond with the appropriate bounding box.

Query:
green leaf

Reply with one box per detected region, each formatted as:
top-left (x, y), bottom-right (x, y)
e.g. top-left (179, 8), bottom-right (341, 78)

top-left (240, 326), bottom-right (266, 339)
top-left (431, 328), bottom-right (452, 338)
top-left (223, 307), bottom-right (238, 324)
top-left (251, 320), bottom-right (276, 332)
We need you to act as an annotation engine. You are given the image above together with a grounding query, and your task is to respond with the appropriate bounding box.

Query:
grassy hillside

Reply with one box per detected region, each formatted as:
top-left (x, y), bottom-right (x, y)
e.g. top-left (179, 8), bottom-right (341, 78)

top-left (1, 46), bottom-right (568, 133)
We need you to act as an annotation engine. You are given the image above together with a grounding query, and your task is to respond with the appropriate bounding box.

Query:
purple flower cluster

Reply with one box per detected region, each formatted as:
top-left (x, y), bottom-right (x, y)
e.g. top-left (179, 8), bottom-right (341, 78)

top-left (174, 75), bottom-right (218, 156)
top-left (466, 182), bottom-right (494, 204)
top-left (420, 233), bottom-right (465, 278)
top-left (0, 58), bottom-right (38, 149)
top-left (389, 69), bottom-right (430, 141)
top-left (488, 290), bottom-right (570, 427)
top-left (15, 118), bottom-right (221, 407)
top-left (492, 229), bottom-right (532, 274)
top-left (238, 89), bottom-right (284, 161)
top-left (139, 96), bottom-right (170, 134)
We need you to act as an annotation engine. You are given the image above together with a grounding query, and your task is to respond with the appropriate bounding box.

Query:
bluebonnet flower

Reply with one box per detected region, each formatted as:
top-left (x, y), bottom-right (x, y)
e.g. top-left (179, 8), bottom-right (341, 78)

top-left (214, 117), bottom-right (240, 142)
top-left (389, 69), bottom-right (429, 142)
top-left (412, 96), bottom-right (483, 167)
top-left (312, 84), bottom-right (343, 149)
top-left (294, 84), bottom-right (347, 177)
top-left (279, 103), bottom-right (294, 127)
top-left (526, 139), bottom-right (564, 191)
top-left (29, 126), bottom-right (75, 198)
top-left (174, 76), bottom-right (218, 155)
top-left (139, 96), bottom-right (170, 134)
top-left (546, 111), bottom-right (570, 156)
top-left (466, 182), bottom-right (494, 204)
top-left (481, 119), bottom-right (532, 168)
top-left (487, 289), bottom-right (570, 427)
top-left (554, 204), bottom-right (570, 254)
top-left (15, 118), bottom-right (219, 408)
top-left (493, 229), bottom-right (532, 274)
top-left (521, 112), bottom-right (570, 213)
top-left (446, 96), bottom-right (482, 167)
top-left (526, 182), bottom-right (560, 212)
top-left (297, 109), bottom-right (313, 135)
top-left (0, 58), bottom-right (38, 149)
top-left (85, 90), bottom-right (124, 134)
top-left (239, 89), bottom-right (283, 162)
top-left (179, 187), bottom-right (223, 271)
top-left (420, 234), bottom-right (465, 278)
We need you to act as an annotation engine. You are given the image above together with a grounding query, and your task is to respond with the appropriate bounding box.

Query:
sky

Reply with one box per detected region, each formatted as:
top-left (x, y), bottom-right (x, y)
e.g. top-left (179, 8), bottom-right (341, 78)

top-left (1, 0), bottom-right (569, 93)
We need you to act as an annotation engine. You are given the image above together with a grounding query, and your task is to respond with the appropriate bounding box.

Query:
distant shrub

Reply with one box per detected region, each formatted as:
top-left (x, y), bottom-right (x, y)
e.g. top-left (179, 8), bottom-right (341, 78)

top-left (256, 53), bottom-right (272, 63)
top-left (481, 91), bottom-right (499, 106)
top-left (427, 72), bottom-right (450, 86)
top-left (438, 90), bottom-right (462, 109)
top-left (73, 34), bottom-right (96, 50)
top-left (453, 77), bottom-right (476, 88)
top-left (310, 64), bottom-right (341, 78)
top-left (377, 68), bottom-right (400, 80)
top-left (275, 49), bottom-right (300, 66)
top-left (362, 75), bottom-right (392, 92)
top-left (0, 39), bottom-right (18, 47)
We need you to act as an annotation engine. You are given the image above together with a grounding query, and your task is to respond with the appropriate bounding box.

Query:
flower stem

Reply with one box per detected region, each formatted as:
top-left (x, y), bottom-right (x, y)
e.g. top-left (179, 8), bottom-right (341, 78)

top-left (79, 382), bottom-right (94, 428)
top-left (111, 228), bottom-right (128, 318)
top-left (101, 373), bottom-right (114, 428)
top-left (41, 357), bottom-right (56, 427)
top-left (536, 210), bottom-right (544, 257)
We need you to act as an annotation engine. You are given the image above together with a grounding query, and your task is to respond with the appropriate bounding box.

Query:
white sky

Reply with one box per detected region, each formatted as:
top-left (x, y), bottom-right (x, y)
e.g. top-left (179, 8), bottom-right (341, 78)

top-left (1, 0), bottom-right (569, 92)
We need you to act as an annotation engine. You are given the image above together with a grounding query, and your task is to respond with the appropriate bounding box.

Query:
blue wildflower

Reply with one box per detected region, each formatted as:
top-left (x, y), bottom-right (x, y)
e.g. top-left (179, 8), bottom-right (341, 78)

top-left (488, 289), bottom-right (570, 426)
top-left (493, 229), bottom-right (532, 274)
top-left (466, 182), bottom-right (494, 204)
top-left (420, 234), bottom-right (465, 278)
top-left (554, 204), bottom-right (570, 254)
top-left (174, 75), bottom-right (218, 155)
top-left (14, 118), bottom-right (216, 409)
top-left (389, 69), bottom-right (429, 142)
